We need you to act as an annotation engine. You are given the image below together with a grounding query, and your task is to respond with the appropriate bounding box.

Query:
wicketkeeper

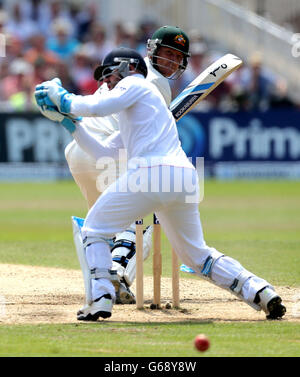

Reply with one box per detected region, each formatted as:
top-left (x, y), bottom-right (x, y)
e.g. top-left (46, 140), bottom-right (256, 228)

top-left (35, 47), bottom-right (286, 321)
top-left (36, 26), bottom-right (191, 313)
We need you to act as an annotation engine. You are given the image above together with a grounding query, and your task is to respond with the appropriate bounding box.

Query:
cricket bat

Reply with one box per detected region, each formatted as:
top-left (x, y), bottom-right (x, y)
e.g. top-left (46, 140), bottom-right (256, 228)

top-left (170, 53), bottom-right (243, 121)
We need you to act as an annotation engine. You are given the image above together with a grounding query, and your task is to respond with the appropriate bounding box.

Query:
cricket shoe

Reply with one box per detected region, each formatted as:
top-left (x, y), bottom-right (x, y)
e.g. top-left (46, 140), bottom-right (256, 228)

top-left (256, 287), bottom-right (286, 320)
top-left (116, 281), bottom-right (136, 305)
top-left (77, 294), bottom-right (113, 321)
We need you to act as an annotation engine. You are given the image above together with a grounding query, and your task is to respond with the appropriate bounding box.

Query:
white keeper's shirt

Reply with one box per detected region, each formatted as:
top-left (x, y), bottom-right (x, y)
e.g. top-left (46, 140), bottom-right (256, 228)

top-left (78, 57), bottom-right (171, 140)
top-left (71, 74), bottom-right (193, 170)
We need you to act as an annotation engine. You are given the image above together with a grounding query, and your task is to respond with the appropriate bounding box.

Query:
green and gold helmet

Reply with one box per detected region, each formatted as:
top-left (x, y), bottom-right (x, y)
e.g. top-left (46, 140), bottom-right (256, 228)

top-left (147, 25), bottom-right (190, 79)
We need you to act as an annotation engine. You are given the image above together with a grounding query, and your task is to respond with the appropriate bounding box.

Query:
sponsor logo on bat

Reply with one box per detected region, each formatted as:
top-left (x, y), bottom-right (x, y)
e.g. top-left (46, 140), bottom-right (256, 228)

top-left (174, 94), bottom-right (199, 118)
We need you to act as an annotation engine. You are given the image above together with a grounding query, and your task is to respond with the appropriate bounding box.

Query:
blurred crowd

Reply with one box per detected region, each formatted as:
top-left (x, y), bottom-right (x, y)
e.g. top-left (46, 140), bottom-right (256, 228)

top-left (0, 0), bottom-right (298, 112)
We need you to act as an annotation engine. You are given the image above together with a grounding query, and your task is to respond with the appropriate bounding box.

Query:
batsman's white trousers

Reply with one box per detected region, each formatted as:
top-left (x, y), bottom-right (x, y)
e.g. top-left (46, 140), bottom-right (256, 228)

top-left (82, 165), bottom-right (269, 307)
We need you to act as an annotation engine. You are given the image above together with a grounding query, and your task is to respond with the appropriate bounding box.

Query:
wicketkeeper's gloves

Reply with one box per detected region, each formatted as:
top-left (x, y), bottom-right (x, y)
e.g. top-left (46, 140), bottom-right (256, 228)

top-left (34, 78), bottom-right (81, 134)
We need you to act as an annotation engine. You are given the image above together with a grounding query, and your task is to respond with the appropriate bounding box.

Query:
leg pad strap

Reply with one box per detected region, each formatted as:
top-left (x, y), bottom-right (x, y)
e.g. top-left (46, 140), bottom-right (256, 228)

top-left (230, 270), bottom-right (254, 295)
top-left (201, 249), bottom-right (224, 277)
top-left (83, 236), bottom-right (114, 249)
top-left (90, 268), bottom-right (120, 288)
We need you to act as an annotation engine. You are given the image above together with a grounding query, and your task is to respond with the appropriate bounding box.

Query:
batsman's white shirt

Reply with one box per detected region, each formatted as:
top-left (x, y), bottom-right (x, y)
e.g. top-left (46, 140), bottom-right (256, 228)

top-left (70, 73), bottom-right (270, 308)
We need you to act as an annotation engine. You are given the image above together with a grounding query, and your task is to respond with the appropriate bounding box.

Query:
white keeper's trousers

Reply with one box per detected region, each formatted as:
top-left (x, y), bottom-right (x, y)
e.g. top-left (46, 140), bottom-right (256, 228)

top-left (65, 140), bottom-right (103, 209)
top-left (81, 165), bottom-right (270, 309)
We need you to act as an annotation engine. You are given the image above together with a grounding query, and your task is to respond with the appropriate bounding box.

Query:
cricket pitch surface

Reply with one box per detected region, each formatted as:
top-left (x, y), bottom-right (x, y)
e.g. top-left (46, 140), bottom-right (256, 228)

top-left (0, 264), bottom-right (299, 324)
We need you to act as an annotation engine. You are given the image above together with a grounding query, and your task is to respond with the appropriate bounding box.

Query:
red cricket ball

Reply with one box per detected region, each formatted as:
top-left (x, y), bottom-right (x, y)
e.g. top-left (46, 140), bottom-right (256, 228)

top-left (194, 334), bottom-right (210, 352)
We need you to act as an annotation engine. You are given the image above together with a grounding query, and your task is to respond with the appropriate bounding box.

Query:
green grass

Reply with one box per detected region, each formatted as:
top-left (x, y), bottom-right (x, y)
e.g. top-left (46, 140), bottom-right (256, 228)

top-left (2, 322), bottom-right (208, 357)
top-left (0, 180), bottom-right (299, 357)
top-left (0, 322), bottom-right (299, 357)
top-left (0, 181), bottom-right (86, 269)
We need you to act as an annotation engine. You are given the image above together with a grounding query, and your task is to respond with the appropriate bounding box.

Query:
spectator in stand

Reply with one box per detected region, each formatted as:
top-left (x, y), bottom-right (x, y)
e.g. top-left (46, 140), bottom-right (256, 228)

top-left (48, 0), bottom-right (70, 24)
top-left (1, 34), bottom-right (24, 65)
top-left (83, 24), bottom-right (115, 63)
top-left (69, 0), bottom-right (97, 42)
top-left (24, 34), bottom-right (60, 66)
top-left (0, 31), bottom-right (24, 108)
top-left (138, 18), bottom-right (158, 44)
top-left (9, 75), bottom-right (35, 111)
top-left (70, 45), bottom-right (98, 95)
top-left (269, 78), bottom-right (297, 109)
top-left (0, 9), bottom-right (6, 33)
top-left (32, 57), bottom-right (58, 88)
top-left (135, 19), bottom-right (158, 58)
top-left (1, 58), bottom-right (36, 111)
top-left (238, 52), bottom-right (277, 111)
top-left (4, 3), bottom-right (39, 43)
top-left (46, 18), bottom-right (79, 61)
top-left (52, 60), bottom-right (80, 94)
top-left (18, 0), bottom-right (52, 37)
top-left (115, 22), bottom-right (145, 54)
top-left (43, 0), bottom-right (76, 37)
top-left (183, 41), bottom-right (208, 84)
top-left (113, 22), bottom-right (126, 46)
top-left (0, 59), bottom-right (10, 107)
top-left (1, 58), bottom-right (31, 100)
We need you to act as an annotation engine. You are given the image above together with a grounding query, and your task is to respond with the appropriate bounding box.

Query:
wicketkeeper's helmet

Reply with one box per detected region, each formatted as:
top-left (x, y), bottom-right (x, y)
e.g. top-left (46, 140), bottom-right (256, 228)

top-left (94, 47), bottom-right (148, 82)
top-left (147, 25), bottom-right (190, 79)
